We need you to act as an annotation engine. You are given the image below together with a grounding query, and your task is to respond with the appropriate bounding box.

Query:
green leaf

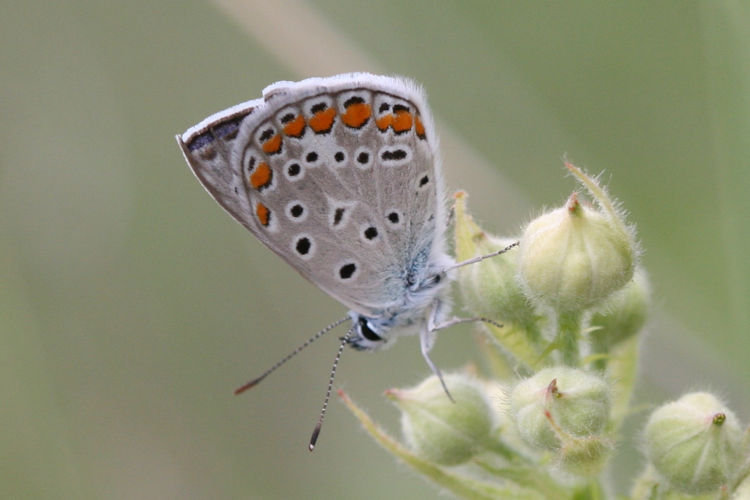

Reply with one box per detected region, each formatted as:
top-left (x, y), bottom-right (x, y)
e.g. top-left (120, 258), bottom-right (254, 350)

top-left (606, 334), bottom-right (640, 430)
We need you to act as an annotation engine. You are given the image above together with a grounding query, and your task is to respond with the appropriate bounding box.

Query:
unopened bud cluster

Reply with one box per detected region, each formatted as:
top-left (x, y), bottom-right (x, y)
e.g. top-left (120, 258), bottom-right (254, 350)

top-left (444, 166), bottom-right (641, 478)
top-left (343, 165), bottom-right (748, 499)
top-left (455, 164), bottom-right (642, 368)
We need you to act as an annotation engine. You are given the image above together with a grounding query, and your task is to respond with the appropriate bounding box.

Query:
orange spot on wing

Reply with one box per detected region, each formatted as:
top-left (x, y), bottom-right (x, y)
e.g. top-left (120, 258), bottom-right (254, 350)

top-left (392, 110), bottom-right (413, 133)
top-left (341, 102), bottom-right (371, 128)
top-left (261, 133), bottom-right (282, 154)
top-left (256, 202), bottom-right (270, 226)
top-left (283, 115), bottom-right (306, 137)
top-left (309, 107), bottom-right (336, 133)
top-left (250, 162), bottom-right (272, 190)
top-left (376, 114), bottom-right (393, 131)
top-left (415, 115), bottom-right (426, 139)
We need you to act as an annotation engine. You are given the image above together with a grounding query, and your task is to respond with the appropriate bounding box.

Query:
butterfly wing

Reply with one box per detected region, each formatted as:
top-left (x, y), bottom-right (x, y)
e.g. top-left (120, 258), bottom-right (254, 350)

top-left (177, 73), bottom-right (447, 317)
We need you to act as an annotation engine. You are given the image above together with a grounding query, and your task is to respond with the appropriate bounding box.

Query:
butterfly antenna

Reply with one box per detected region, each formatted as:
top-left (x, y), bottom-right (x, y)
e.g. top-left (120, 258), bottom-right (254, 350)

top-left (234, 315), bottom-right (349, 395)
top-left (309, 325), bottom-right (354, 451)
top-left (444, 241), bottom-right (519, 273)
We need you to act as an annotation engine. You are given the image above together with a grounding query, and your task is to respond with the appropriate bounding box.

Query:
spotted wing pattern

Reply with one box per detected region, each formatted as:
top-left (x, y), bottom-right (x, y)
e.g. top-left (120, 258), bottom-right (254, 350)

top-left (177, 74), bottom-right (446, 316)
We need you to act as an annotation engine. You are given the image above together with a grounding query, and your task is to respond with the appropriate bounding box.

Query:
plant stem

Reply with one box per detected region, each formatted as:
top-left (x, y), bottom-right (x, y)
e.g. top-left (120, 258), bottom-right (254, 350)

top-left (557, 310), bottom-right (582, 366)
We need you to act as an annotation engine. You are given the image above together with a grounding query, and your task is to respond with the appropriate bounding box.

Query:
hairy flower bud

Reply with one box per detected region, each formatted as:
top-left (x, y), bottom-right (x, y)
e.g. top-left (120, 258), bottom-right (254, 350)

top-left (519, 191), bottom-right (635, 314)
top-left (453, 191), bottom-right (537, 334)
top-left (510, 367), bottom-right (611, 451)
top-left (557, 435), bottom-right (611, 477)
top-left (387, 373), bottom-right (494, 465)
top-left (590, 266), bottom-right (650, 347)
top-left (644, 392), bottom-right (743, 494)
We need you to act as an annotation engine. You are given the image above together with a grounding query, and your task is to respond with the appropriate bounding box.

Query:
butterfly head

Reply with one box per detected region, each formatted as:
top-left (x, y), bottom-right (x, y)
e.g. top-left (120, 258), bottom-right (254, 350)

top-left (346, 314), bottom-right (388, 351)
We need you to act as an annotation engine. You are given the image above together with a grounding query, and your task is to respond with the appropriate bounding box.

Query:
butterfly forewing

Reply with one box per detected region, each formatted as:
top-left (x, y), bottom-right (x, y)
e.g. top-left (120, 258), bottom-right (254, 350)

top-left (178, 74), bottom-right (445, 316)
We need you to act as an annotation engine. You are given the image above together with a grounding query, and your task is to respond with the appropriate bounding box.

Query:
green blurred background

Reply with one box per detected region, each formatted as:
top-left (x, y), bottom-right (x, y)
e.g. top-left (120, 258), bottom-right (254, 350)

top-left (2, 1), bottom-right (748, 498)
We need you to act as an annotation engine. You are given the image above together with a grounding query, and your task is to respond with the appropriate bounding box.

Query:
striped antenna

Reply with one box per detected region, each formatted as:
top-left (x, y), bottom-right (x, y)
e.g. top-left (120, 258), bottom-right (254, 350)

top-left (234, 315), bottom-right (349, 395)
top-left (309, 325), bottom-right (354, 451)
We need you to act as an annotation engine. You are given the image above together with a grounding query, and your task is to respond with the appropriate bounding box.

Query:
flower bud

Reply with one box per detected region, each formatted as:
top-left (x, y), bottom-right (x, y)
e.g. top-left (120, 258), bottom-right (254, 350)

top-left (453, 191), bottom-right (538, 334)
top-left (518, 191), bottom-right (635, 314)
top-left (644, 392), bottom-right (743, 494)
top-left (510, 367), bottom-right (611, 451)
top-left (387, 373), bottom-right (494, 465)
top-left (557, 434), bottom-right (611, 477)
top-left (590, 266), bottom-right (650, 347)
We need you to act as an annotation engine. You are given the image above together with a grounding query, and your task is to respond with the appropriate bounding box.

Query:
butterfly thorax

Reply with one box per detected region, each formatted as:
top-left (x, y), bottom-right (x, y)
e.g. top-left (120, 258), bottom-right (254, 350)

top-left (347, 251), bottom-right (453, 351)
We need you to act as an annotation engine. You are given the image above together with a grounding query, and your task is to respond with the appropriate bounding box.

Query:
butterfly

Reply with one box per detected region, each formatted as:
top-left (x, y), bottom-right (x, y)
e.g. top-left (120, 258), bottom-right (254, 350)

top-left (176, 73), bottom-right (511, 448)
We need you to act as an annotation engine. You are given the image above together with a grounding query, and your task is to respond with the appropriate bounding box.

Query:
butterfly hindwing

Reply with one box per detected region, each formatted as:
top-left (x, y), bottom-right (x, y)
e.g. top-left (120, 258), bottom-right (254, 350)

top-left (177, 99), bottom-right (264, 234)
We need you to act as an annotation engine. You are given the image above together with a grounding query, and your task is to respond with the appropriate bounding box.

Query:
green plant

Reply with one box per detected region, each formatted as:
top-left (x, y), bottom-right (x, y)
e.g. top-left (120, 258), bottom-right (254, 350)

top-left (340, 163), bottom-right (750, 499)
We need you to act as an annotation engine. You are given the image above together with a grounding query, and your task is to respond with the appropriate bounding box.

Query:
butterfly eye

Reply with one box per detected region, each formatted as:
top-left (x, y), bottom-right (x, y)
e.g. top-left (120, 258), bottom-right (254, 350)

top-left (358, 317), bottom-right (383, 342)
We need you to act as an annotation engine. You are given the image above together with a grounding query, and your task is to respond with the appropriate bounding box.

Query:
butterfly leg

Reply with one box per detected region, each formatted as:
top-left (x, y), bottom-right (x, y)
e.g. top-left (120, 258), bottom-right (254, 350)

top-left (424, 314), bottom-right (505, 403)
top-left (419, 299), bottom-right (461, 402)
top-left (419, 325), bottom-right (455, 403)
top-left (431, 315), bottom-right (504, 332)
top-left (419, 303), bottom-right (505, 402)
